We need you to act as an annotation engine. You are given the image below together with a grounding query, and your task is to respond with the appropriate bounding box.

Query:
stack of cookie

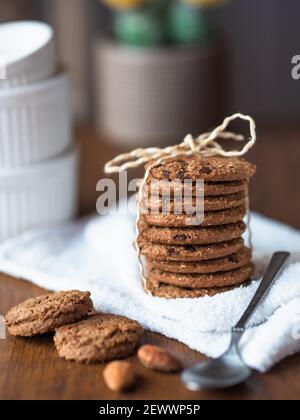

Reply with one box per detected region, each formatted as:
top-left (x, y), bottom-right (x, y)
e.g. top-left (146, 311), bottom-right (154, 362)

top-left (138, 155), bottom-right (256, 298)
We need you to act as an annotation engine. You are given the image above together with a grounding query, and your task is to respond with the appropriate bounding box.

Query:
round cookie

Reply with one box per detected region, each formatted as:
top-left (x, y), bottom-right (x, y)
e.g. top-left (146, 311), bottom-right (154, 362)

top-left (146, 277), bottom-right (251, 299)
top-left (147, 155), bottom-right (256, 182)
top-left (144, 205), bottom-right (247, 227)
top-left (143, 191), bottom-right (246, 213)
top-left (146, 247), bottom-right (252, 273)
top-left (148, 263), bottom-right (254, 289)
top-left (145, 177), bottom-right (248, 197)
top-left (54, 313), bottom-right (144, 364)
top-left (138, 237), bottom-right (244, 261)
top-left (5, 290), bottom-right (93, 337)
top-left (141, 221), bottom-right (246, 245)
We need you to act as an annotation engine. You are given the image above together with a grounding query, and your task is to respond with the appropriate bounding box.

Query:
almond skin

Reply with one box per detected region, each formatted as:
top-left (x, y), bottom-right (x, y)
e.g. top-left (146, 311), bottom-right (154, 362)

top-left (138, 344), bottom-right (182, 373)
top-left (103, 361), bottom-right (136, 392)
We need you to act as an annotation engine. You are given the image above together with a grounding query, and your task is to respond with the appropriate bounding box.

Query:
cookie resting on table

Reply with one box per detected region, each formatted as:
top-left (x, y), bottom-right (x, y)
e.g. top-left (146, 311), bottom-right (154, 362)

top-left (5, 291), bottom-right (93, 337)
top-left (54, 313), bottom-right (144, 364)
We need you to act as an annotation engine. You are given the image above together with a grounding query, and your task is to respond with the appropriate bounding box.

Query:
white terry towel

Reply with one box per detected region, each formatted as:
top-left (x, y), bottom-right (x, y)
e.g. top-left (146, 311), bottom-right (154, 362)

top-left (0, 210), bottom-right (300, 373)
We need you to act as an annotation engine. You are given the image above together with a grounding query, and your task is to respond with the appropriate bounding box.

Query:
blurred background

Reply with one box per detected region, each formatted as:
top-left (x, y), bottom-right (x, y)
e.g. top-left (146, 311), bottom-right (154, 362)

top-left (1, 0), bottom-right (300, 230)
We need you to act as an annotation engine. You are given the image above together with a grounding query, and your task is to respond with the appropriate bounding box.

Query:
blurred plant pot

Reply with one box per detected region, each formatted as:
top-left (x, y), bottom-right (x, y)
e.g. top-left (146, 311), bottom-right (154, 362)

top-left (94, 41), bottom-right (226, 147)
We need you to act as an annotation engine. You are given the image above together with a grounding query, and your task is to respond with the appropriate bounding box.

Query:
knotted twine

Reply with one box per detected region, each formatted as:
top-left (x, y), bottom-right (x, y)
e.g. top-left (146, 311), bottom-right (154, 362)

top-left (105, 113), bottom-right (257, 295)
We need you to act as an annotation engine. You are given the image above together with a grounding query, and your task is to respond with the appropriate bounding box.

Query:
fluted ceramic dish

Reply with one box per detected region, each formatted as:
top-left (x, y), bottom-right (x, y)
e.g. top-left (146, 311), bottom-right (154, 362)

top-left (0, 147), bottom-right (78, 242)
top-left (0, 21), bottom-right (56, 89)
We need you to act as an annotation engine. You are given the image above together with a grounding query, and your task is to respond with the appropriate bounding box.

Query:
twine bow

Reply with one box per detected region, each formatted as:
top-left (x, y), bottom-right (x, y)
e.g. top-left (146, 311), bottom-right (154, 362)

top-left (105, 113), bottom-right (256, 174)
top-left (104, 113), bottom-right (257, 296)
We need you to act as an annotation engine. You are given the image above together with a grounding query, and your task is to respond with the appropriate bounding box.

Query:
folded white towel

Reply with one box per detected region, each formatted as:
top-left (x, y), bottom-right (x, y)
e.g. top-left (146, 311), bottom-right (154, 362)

top-left (0, 210), bottom-right (300, 373)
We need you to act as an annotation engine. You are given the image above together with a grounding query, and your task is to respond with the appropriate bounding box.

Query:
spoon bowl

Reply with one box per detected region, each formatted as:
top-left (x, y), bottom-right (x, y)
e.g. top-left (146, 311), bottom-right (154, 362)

top-left (181, 252), bottom-right (290, 391)
top-left (182, 348), bottom-right (252, 391)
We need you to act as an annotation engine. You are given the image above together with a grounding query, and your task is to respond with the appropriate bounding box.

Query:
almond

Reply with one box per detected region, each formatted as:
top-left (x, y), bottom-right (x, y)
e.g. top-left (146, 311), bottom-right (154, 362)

top-left (103, 361), bottom-right (136, 392)
top-left (138, 344), bottom-right (182, 373)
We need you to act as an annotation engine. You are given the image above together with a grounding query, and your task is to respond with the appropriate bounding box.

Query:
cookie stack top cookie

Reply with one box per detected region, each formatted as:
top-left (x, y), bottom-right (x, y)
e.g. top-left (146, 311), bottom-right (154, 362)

top-left (147, 156), bottom-right (256, 182)
top-left (138, 154), bottom-right (256, 298)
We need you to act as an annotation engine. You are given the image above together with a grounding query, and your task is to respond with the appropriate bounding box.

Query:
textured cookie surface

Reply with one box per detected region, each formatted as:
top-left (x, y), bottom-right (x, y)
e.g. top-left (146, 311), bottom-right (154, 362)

top-left (145, 177), bottom-right (248, 197)
top-left (5, 291), bottom-right (93, 337)
top-left (147, 247), bottom-right (251, 274)
top-left (148, 263), bottom-right (254, 289)
top-left (148, 156), bottom-right (256, 182)
top-left (144, 206), bottom-right (247, 227)
top-left (139, 237), bottom-right (244, 262)
top-left (54, 313), bottom-right (144, 364)
top-left (141, 221), bottom-right (246, 245)
top-left (143, 191), bottom-right (246, 213)
top-left (147, 278), bottom-right (250, 299)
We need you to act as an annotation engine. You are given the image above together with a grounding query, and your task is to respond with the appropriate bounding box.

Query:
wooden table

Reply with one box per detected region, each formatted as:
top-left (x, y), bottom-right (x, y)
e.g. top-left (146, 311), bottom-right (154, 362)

top-left (1, 125), bottom-right (300, 400)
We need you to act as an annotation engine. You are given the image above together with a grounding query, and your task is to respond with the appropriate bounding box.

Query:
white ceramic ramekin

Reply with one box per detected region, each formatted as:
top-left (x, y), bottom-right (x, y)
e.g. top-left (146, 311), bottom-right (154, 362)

top-left (0, 147), bottom-right (78, 243)
top-left (0, 72), bottom-right (72, 168)
top-left (0, 21), bottom-right (56, 89)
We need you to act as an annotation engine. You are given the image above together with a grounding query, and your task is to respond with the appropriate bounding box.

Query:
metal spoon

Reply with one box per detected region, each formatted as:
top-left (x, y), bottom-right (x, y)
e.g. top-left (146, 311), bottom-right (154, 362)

top-left (181, 251), bottom-right (290, 391)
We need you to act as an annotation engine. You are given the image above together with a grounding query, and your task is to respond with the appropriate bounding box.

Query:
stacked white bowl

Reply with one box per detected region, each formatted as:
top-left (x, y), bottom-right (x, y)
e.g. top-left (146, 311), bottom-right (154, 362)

top-left (0, 21), bottom-right (78, 242)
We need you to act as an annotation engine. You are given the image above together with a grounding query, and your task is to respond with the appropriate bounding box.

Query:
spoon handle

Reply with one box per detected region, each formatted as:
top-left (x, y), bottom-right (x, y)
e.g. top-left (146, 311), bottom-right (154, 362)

top-left (233, 251), bottom-right (290, 335)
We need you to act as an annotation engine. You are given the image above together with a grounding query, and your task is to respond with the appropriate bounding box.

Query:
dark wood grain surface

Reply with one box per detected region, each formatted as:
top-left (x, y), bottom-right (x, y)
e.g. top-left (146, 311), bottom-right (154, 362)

top-left (1, 275), bottom-right (300, 400)
top-left (1, 125), bottom-right (300, 400)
